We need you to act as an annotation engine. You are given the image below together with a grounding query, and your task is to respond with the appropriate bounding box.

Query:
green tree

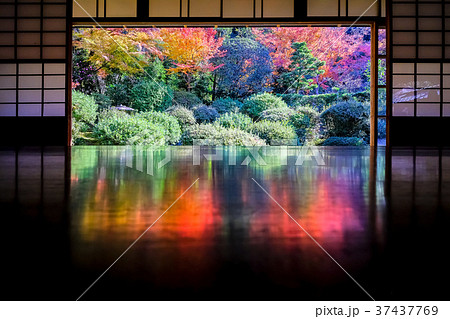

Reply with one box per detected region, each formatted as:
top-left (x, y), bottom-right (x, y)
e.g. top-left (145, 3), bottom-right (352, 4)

top-left (278, 42), bottom-right (325, 94)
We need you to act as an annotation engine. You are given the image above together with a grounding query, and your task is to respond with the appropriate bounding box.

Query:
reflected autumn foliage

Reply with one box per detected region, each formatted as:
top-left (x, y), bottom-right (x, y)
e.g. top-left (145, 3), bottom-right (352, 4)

top-left (69, 146), bottom-right (386, 293)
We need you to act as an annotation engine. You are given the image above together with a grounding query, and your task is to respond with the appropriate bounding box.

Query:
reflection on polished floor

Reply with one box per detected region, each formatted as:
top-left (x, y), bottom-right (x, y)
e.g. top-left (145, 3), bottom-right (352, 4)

top-left (0, 146), bottom-right (449, 300)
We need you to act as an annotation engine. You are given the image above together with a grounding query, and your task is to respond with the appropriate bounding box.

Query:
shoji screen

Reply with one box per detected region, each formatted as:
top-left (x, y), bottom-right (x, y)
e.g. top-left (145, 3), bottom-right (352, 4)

top-left (73, 0), bottom-right (296, 19)
top-left (0, 0), bottom-right (69, 145)
top-left (307, 0), bottom-right (386, 17)
top-left (390, 0), bottom-right (449, 146)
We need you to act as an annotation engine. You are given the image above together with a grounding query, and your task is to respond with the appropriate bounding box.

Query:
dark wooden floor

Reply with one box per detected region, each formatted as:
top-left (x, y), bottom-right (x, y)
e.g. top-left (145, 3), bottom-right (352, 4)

top-left (0, 146), bottom-right (449, 300)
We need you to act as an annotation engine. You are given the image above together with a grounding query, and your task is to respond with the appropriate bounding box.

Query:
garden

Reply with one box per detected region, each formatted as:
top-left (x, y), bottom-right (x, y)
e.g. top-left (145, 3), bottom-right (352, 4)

top-left (72, 27), bottom-right (385, 146)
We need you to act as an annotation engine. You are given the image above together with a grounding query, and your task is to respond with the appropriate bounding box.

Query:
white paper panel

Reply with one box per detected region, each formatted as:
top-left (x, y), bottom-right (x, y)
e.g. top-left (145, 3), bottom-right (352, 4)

top-left (106, 0), bottom-right (137, 17)
top-left (0, 64), bottom-right (16, 75)
top-left (419, 32), bottom-right (442, 45)
top-left (0, 104), bottom-right (16, 117)
top-left (98, 0), bottom-right (104, 18)
top-left (18, 90), bottom-right (41, 102)
top-left (0, 33), bottom-right (14, 46)
top-left (0, 5), bottom-right (14, 17)
top-left (0, 47), bottom-right (15, 59)
top-left (393, 75), bottom-right (414, 88)
top-left (17, 47), bottom-right (40, 59)
top-left (392, 63), bottom-right (414, 73)
top-left (443, 89), bottom-right (450, 102)
top-left (223, 0), bottom-right (253, 18)
top-left (417, 63), bottom-right (440, 74)
top-left (0, 76), bottom-right (16, 89)
top-left (17, 33), bottom-right (40, 45)
top-left (393, 18), bottom-right (416, 31)
top-left (393, 32), bottom-right (416, 45)
top-left (393, 103), bottom-right (414, 117)
top-left (419, 18), bottom-right (442, 31)
top-left (43, 4), bottom-right (66, 17)
top-left (393, 46), bottom-right (416, 59)
top-left (190, 0), bottom-right (221, 17)
top-left (17, 19), bottom-right (40, 31)
top-left (17, 4), bottom-right (41, 17)
top-left (348, 0), bottom-right (378, 17)
top-left (44, 63), bottom-right (65, 74)
top-left (19, 64), bottom-right (42, 75)
top-left (308, 0), bottom-right (339, 17)
top-left (42, 47), bottom-right (66, 59)
top-left (73, 0), bottom-right (96, 17)
top-left (417, 104), bottom-right (440, 117)
top-left (418, 46), bottom-right (442, 59)
top-left (44, 75), bottom-right (65, 88)
top-left (149, 0), bottom-right (180, 17)
top-left (443, 76), bottom-right (450, 88)
top-left (18, 104), bottom-right (41, 116)
top-left (43, 32), bottom-right (66, 45)
top-left (43, 19), bottom-right (66, 31)
top-left (19, 76), bottom-right (42, 89)
top-left (392, 4), bottom-right (415, 16)
top-left (0, 90), bottom-right (16, 103)
top-left (416, 75), bottom-right (440, 88)
top-left (416, 90), bottom-right (440, 103)
top-left (1, 19), bottom-right (14, 32)
top-left (44, 103), bottom-right (65, 116)
top-left (255, 0), bottom-right (261, 18)
top-left (443, 104), bottom-right (450, 117)
top-left (263, 0), bottom-right (294, 18)
top-left (418, 4), bottom-right (441, 16)
top-left (44, 90), bottom-right (65, 102)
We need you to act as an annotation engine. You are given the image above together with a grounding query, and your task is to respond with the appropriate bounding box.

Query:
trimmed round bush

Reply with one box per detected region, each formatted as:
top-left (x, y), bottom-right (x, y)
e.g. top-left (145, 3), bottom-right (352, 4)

top-left (319, 137), bottom-right (367, 146)
top-left (320, 101), bottom-right (370, 138)
top-left (259, 106), bottom-right (294, 122)
top-left (171, 91), bottom-right (202, 108)
top-left (137, 111), bottom-right (182, 145)
top-left (72, 90), bottom-right (98, 125)
top-left (182, 124), bottom-right (265, 146)
top-left (211, 98), bottom-right (243, 114)
top-left (166, 106), bottom-right (196, 128)
top-left (250, 120), bottom-right (297, 145)
top-left (193, 104), bottom-right (219, 123)
top-left (93, 110), bottom-right (166, 145)
top-left (242, 93), bottom-right (288, 119)
top-left (289, 106), bottom-right (321, 144)
top-left (215, 112), bottom-right (253, 131)
top-left (129, 79), bottom-right (172, 112)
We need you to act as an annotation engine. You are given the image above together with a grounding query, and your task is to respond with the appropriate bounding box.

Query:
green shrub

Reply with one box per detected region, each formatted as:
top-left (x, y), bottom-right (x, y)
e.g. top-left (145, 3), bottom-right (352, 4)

top-left (105, 82), bottom-right (131, 107)
top-left (278, 93), bottom-right (338, 111)
top-left (218, 127), bottom-right (266, 146)
top-left (193, 104), bottom-right (219, 123)
top-left (182, 124), bottom-right (265, 146)
top-left (92, 92), bottom-right (112, 110)
top-left (215, 112), bottom-right (253, 131)
top-left (93, 110), bottom-right (166, 145)
top-left (242, 93), bottom-right (288, 119)
top-left (259, 106), bottom-right (294, 122)
top-left (250, 120), bottom-right (297, 145)
top-left (320, 101), bottom-right (370, 139)
top-left (129, 79), bottom-right (172, 112)
top-left (289, 106), bottom-right (321, 144)
top-left (137, 111), bottom-right (182, 145)
top-left (171, 91), bottom-right (202, 108)
top-left (211, 98), bottom-right (243, 114)
top-left (166, 106), bottom-right (196, 128)
top-left (72, 90), bottom-right (98, 125)
top-left (319, 137), bottom-right (367, 146)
